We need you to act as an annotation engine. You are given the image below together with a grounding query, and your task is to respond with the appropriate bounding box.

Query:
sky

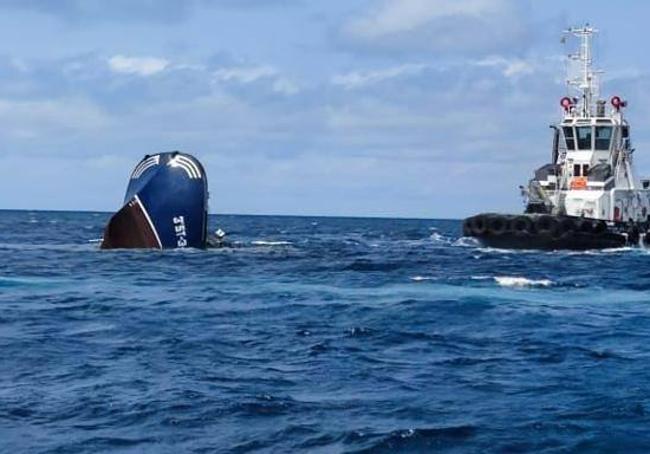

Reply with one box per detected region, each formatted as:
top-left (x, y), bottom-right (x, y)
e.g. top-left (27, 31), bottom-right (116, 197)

top-left (2, 0), bottom-right (650, 218)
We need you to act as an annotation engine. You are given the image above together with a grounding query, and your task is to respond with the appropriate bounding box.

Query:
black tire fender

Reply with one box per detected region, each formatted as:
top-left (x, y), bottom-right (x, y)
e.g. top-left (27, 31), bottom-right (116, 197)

top-left (462, 218), bottom-right (473, 237)
top-left (558, 218), bottom-right (576, 236)
top-left (470, 216), bottom-right (487, 236)
top-left (593, 220), bottom-right (607, 235)
top-left (577, 219), bottom-right (594, 234)
top-left (536, 215), bottom-right (560, 238)
top-left (486, 215), bottom-right (508, 235)
top-left (511, 216), bottom-right (533, 234)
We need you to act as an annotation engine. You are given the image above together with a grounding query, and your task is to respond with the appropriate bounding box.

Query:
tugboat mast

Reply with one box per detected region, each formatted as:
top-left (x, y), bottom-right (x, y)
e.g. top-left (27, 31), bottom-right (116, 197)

top-left (565, 25), bottom-right (600, 118)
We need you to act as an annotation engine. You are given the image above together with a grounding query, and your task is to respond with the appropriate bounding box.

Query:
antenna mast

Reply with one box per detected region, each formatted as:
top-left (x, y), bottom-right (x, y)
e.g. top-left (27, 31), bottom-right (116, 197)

top-left (565, 25), bottom-right (601, 117)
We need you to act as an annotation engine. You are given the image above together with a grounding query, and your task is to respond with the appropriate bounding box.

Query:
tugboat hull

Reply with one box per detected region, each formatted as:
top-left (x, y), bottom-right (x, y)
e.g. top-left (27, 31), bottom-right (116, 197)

top-left (101, 151), bottom-right (208, 250)
top-left (462, 213), bottom-right (628, 250)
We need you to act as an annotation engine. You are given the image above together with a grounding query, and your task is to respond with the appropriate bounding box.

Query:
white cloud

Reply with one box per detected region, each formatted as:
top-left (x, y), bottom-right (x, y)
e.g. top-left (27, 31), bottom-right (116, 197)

top-left (347, 0), bottom-right (502, 39)
top-left (342, 0), bottom-right (528, 55)
top-left (272, 78), bottom-right (300, 95)
top-left (332, 64), bottom-right (428, 89)
top-left (213, 65), bottom-right (277, 83)
top-left (213, 65), bottom-right (301, 95)
top-left (330, 57), bottom-right (537, 91)
top-left (476, 56), bottom-right (535, 78)
top-left (108, 55), bottom-right (169, 76)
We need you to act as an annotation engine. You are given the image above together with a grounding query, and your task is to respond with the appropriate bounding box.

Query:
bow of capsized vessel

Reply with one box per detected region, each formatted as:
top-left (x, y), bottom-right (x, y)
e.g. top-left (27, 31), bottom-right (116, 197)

top-left (101, 151), bottom-right (208, 249)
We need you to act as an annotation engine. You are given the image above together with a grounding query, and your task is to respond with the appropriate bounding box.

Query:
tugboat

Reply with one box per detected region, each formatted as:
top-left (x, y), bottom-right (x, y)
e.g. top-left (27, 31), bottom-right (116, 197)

top-left (463, 25), bottom-right (650, 250)
top-left (101, 151), bottom-right (209, 249)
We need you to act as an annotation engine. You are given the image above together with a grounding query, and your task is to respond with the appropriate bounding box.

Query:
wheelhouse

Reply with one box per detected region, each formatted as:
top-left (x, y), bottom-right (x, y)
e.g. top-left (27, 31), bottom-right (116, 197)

top-left (560, 119), bottom-right (625, 153)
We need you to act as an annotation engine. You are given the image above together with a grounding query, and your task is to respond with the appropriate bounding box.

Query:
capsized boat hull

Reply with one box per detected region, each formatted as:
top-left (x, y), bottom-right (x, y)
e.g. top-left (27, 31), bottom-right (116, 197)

top-left (462, 213), bottom-right (631, 250)
top-left (101, 151), bottom-right (208, 249)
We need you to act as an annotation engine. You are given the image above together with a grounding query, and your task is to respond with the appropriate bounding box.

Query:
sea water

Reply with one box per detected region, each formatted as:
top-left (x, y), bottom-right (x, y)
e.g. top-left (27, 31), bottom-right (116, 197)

top-left (2, 210), bottom-right (650, 452)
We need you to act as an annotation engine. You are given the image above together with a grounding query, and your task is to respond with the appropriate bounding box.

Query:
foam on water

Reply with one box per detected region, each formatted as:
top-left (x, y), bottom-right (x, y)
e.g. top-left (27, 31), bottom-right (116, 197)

top-left (494, 276), bottom-right (554, 288)
top-left (410, 276), bottom-right (435, 282)
top-left (251, 240), bottom-right (293, 246)
top-left (429, 231), bottom-right (451, 244)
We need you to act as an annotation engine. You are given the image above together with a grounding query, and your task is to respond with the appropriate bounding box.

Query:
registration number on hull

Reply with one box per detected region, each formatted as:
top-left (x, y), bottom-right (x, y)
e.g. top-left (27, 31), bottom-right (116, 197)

top-left (173, 216), bottom-right (188, 248)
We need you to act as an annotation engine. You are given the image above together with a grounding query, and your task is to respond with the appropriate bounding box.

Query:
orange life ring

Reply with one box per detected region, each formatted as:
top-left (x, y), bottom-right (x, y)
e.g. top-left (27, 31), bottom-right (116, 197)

top-left (570, 177), bottom-right (588, 190)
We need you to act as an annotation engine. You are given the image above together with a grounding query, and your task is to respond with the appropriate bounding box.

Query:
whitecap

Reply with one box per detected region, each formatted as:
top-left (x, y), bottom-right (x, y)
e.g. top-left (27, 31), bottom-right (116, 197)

top-left (453, 237), bottom-right (480, 247)
top-left (478, 247), bottom-right (539, 254)
top-left (564, 247), bottom-right (634, 255)
top-left (251, 240), bottom-right (292, 246)
top-left (429, 232), bottom-right (450, 243)
top-left (494, 276), bottom-right (553, 288)
top-left (410, 276), bottom-right (435, 282)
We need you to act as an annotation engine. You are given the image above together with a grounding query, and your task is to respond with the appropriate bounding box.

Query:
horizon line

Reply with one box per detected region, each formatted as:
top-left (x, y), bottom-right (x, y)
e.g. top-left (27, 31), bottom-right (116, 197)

top-left (0, 207), bottom-right (462, 222)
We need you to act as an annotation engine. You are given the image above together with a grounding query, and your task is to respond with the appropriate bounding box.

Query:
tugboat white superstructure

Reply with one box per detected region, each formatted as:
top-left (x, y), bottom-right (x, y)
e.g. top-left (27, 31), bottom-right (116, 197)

top-left (463, 25), bottom-right (650, 249)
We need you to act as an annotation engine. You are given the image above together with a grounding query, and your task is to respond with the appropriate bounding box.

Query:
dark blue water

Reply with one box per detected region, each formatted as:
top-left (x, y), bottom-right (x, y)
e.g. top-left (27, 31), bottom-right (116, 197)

top-left (2, 210), bottom-right (650, 452)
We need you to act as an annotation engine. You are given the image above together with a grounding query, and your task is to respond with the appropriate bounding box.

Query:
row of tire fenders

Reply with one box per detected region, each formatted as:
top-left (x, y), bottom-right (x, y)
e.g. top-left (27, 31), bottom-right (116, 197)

top-left (463, 214), bottom-right (610, 239)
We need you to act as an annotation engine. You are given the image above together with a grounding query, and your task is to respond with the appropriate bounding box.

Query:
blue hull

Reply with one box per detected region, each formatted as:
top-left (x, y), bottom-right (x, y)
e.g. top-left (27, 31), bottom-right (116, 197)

top-left (101, 152), bottom-right (208, 249)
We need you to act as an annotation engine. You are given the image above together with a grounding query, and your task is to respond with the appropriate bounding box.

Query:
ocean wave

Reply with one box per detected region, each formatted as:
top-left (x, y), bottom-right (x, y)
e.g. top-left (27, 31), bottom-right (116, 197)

top-left (429, 232), bottom-right (452, 244)
top-left (477, 247), bottom-right (542, 254)
top-left (494, 276), bottom-right (553, 288)
top-left (410, 276), bottom-right (435, 282)
top-left (344, 425), bottom-right (476, 452)
top-left (0, 276), bottom-right (65, 287)
top-left (564, 246), bottom-right (635, 255)
top-left (452, 236), bottom-right (480, 247)
top-left (0, 242), bottom-right (98, 252)
top-left (346, 259), bottom-right (402, 272)
top-left (251, 240), bottom-right (292, 246)
top-left (476, 246), bottom-right (639, 258)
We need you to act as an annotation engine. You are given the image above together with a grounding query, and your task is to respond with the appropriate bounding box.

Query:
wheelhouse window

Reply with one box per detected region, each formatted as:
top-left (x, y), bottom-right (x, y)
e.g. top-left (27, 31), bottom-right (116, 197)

top-left (563, 126), bottom-right (575, 150)
top-left (595, 126), bottom-right (612, 150)
top-left (572, 164), bottom-right (590, 177)
top-left (576, 126), bottom-right (593, 150)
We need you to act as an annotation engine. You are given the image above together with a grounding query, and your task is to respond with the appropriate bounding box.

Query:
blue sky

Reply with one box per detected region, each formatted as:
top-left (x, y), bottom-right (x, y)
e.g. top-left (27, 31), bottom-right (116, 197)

top-left (1, 0), bottom-right (650, 218)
